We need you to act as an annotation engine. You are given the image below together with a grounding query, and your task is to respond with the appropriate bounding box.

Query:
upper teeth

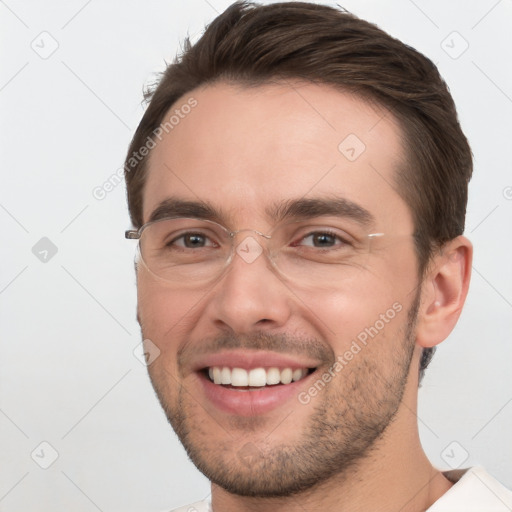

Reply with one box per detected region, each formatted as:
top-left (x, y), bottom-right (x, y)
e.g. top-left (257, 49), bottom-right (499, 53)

top-left (208, 367), bottom-right (308, 387)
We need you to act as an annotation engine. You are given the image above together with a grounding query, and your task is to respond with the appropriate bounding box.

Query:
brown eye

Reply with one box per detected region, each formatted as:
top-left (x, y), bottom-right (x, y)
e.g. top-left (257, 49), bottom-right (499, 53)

top-left (297, 231), bottom-right (348, 248)
top-left (310, 233), bottom-right (336, 247)
top-left (169, 232), bottom-right (216, 249)
top-left (183, 234), bottom-right (207, 248)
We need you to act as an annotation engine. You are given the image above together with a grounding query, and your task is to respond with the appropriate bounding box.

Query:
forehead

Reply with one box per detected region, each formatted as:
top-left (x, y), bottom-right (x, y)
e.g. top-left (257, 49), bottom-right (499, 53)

top-left (142, 80), bottom-right (412, 231)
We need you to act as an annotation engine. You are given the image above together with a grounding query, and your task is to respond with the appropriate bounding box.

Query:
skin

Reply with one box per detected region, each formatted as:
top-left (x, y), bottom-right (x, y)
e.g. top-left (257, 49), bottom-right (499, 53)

top-left (136, 81), bottom-right (472, 511)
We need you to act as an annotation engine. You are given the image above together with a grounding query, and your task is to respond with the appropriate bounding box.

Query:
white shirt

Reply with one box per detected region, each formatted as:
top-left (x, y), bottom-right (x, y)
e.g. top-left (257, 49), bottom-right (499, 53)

top-left (427, 466), bottom-right (512, 511)
top-left (170, 467), bottom-right (512, 512)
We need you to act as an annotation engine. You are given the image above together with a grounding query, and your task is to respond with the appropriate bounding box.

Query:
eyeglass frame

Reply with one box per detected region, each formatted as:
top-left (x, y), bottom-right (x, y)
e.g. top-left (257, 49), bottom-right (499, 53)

top-left (123, 215), bottom-right (399, 285)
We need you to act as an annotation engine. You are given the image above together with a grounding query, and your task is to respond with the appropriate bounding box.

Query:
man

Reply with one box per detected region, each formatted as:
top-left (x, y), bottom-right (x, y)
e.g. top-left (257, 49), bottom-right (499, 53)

top-left (123, 2), bottom-right (512, 510)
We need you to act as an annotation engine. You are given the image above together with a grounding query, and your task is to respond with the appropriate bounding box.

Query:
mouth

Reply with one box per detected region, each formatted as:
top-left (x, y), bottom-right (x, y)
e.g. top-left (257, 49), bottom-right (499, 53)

top-left (191, 351), bottom-right (321, 416)
top-left (203, 366), bottom-right (315, 389)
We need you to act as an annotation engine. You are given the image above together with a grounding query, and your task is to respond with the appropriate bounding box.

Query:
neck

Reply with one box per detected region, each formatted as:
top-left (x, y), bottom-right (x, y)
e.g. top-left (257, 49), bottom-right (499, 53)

top-left (212, 464), bottom-right (452, 512)
top-left (211, 357), bottom-right (453, 512)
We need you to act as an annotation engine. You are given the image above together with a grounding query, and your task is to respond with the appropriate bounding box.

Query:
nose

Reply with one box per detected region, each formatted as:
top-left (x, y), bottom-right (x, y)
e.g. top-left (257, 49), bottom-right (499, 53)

top-left (206, 234), bottom-right (293, 334)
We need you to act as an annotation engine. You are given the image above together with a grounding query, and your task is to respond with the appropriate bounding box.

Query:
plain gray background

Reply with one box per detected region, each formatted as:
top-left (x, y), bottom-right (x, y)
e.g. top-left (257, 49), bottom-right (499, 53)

top-left (1, 0), bottom-right (511, 510)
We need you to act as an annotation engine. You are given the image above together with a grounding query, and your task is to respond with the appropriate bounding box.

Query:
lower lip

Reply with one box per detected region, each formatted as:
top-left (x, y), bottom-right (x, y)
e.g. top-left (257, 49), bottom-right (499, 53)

top-left (198, 371), bottom-right (314, 416)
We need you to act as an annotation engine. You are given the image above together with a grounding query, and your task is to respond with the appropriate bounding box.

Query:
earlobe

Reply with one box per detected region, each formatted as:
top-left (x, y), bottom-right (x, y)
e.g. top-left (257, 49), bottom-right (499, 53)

top-left (416, 236), bottom-right (473, 348)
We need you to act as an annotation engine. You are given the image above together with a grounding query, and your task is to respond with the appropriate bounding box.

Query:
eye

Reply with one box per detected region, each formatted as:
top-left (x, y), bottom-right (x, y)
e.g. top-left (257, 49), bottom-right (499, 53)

top-left (294, 230), bottom-right (351, 249)
top-left (168, 232), bottom-right (218, 249)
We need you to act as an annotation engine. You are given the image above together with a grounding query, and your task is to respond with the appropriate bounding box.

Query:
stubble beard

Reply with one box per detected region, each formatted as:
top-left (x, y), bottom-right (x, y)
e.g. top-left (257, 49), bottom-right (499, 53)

top-left (146, 294), bottom-right (419, 498)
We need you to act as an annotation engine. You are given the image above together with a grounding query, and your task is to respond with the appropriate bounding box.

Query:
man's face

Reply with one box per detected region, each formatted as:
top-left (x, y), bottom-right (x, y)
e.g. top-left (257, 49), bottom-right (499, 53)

top-left (137, 81), bottom-right (422, 496)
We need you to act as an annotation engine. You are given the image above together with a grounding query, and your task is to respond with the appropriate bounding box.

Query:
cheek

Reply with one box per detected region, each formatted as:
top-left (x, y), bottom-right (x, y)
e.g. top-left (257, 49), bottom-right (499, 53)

top-left (300, 265), bottom-right (414, 351)
top-left (137, 277), bottom-right (206, 353)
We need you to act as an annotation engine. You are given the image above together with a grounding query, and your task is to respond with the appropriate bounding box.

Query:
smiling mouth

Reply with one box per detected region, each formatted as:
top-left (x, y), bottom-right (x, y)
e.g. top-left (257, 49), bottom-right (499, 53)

top-left (203, 366), bottom-right (316, 389)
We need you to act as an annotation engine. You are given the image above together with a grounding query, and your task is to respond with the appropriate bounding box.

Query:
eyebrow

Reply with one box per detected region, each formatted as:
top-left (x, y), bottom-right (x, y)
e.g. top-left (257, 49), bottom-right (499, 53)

top-left (148, 199), bottom-right (224, 224)
top-left (147, 196), bottom-right (374, 228)
top-left (266, 197), bottom-right (374, 227)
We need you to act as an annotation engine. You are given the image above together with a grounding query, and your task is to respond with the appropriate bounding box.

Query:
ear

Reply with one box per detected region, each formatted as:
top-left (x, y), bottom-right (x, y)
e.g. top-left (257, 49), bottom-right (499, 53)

top-left (415, 235), bottom-right (473, 348)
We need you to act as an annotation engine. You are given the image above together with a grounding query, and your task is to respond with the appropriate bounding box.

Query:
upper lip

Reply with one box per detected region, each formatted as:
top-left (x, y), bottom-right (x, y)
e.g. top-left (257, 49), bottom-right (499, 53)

top-left (192, 350), bottom-right (321, 372)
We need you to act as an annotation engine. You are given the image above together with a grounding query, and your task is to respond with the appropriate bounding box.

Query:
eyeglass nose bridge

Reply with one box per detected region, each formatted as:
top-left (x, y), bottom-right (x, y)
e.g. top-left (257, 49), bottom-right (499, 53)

top-left (227, 227), bottom-right (275, 266)
top-left (228, 227), bottom-right (272, 240)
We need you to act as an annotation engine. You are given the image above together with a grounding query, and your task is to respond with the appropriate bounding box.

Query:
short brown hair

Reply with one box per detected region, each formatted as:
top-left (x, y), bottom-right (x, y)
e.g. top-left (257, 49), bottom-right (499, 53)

top-left (124, 1), bottom-right (473, 380)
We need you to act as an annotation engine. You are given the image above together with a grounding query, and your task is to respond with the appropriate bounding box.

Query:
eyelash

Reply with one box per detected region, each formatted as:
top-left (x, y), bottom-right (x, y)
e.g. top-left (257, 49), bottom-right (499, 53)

top-left (168, 229), bottom-right (352, 249)
top-left (295, 230), bottom-right (350, 247)
top-left (168, 232), bottom-right (217, 248)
